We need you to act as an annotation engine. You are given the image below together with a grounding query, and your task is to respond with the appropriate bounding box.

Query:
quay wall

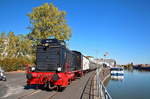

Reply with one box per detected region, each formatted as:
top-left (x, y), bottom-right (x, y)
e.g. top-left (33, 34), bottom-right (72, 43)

top-left (100, 67), bottom-right (110, 83)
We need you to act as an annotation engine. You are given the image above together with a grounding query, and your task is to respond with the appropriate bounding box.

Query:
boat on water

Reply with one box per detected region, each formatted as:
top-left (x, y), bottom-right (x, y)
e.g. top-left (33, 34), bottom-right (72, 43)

top-left (111, 75), bottom-right (124, 80)
top-left (111, 67), bottom-right (124, 76)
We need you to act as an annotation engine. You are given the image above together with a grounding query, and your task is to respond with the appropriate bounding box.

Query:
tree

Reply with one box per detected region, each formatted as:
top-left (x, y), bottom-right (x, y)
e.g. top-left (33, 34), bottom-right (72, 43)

top-left (0, 32), bottom-right (34, 71)
top-left (0, 32), bottom-right (33, 58)
top-left (0, 32), bottom-right (7, 58)
top-left (15, 34), bottom-right (33, 58)
top-left (27, 3), bottom-right (71, 40)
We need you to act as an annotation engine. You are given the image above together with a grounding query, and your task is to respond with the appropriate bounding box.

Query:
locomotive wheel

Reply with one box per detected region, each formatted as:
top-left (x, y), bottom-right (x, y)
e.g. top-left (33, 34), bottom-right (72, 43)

top-left (45, 82), bottom-right (55, 90)
top-left (45, 84), bottom-right (50, 90)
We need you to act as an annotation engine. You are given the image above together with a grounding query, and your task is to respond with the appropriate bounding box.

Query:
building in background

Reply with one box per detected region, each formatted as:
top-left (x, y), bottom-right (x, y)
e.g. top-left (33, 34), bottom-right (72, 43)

top-left (90, 58), bottom-right (116, 67)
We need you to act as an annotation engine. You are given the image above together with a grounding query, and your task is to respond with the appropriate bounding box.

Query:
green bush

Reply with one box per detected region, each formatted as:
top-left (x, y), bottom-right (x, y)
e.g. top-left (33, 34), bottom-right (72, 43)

top-left (0, 57), bottom-right (35, 72)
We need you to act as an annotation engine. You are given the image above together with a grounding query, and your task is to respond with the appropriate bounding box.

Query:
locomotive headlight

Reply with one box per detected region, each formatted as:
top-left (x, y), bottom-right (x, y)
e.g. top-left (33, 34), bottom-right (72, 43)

top-left (31, 67), bottom-right (35, 71)
top-left (57, 67), bottom-right (62, 72)
top-left (44, 43), bottom-right (49, 47)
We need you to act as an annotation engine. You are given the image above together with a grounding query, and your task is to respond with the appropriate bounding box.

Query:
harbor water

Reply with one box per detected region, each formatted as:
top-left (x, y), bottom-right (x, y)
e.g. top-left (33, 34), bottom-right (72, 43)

top-left (106, 70), bottom-right (150, 99)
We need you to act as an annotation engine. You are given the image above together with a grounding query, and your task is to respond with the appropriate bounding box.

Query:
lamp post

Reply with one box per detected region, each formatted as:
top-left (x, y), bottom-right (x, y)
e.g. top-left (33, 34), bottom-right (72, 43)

top-left (103, 52), bottom-right (109, 67)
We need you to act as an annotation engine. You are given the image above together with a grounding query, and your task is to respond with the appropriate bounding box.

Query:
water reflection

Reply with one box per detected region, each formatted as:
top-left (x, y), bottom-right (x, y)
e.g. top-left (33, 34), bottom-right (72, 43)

top-left (111, 75), bottom-right (124, 81)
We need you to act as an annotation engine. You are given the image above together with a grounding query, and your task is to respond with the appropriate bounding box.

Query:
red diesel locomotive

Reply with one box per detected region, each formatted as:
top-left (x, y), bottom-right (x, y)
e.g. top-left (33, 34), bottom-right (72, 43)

top-left (26, 39), bottom-right (88, 90)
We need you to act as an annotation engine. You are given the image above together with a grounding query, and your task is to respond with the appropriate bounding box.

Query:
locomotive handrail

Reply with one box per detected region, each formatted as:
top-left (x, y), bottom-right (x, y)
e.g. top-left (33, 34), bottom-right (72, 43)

top-left (96, 67), bottom-right (112, 99)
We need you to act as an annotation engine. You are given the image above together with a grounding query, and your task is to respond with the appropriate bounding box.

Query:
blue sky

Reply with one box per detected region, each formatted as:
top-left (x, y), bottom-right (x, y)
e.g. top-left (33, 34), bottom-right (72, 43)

top-left (0, 0), bottom-right (150, 64)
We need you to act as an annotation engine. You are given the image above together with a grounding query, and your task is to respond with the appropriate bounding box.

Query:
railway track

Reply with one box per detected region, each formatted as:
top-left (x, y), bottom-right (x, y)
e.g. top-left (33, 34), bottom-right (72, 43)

top-left (48, 91), bottom-right (58, 99)
top-left (17, 90), bottom-right (41, 99)
top-left (17, 73), bottom-right (95, 99)
top-left (80, 72), bottom-right (95, 99)
top-left (17, 90), bottom-right (59, 99)
top-left (0, 71), bottom-right (96, 99)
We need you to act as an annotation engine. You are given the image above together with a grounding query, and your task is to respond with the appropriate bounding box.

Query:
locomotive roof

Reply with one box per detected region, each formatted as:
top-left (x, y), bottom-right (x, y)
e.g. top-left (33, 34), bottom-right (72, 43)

top-left (72, 50), bottom-right (82, 54)
top-left (39, 39), bottom-right (66, 47)
top-left (41, 39), bottom-right (65, 44)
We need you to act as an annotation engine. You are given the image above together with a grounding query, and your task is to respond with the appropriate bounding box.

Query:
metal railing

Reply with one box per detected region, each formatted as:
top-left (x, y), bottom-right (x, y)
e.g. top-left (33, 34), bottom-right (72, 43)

top-left (96, 68), bottom-right (112, 99)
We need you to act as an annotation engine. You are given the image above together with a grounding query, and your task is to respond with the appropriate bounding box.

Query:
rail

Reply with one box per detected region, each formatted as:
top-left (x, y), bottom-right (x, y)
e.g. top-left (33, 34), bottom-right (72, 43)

top-left (80, 72), bottom-right (95, 99)
top-left (96, 68), bottom-right (112, 99)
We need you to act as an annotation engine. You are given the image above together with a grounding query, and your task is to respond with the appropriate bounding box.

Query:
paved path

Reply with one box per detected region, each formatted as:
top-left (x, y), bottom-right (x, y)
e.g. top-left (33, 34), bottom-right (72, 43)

top-left (0, 71), bottom-right (94, 99)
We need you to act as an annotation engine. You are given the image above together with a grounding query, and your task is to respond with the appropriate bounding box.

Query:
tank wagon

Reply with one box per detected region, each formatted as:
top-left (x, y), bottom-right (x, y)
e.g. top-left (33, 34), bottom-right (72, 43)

top-left (26, 39), bottom-right (94, 90)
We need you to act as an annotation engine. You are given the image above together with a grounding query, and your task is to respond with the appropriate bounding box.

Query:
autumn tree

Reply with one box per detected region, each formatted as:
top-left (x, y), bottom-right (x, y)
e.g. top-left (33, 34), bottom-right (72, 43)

top-left (27, 3), bottom-right (71, 40)
top-left (0, 32), bottom-right (33, 58)
top-left (0, 32), bottom-right (34, 71)
top-left (0, 32), bottom-right (7, 58)
top-left (15, 34), bottom-right (33, 58)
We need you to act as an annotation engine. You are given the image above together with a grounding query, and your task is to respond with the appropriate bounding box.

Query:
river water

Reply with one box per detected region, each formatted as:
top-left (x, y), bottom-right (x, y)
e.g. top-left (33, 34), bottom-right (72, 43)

top-left (106, 70), bottom-right (150, 99)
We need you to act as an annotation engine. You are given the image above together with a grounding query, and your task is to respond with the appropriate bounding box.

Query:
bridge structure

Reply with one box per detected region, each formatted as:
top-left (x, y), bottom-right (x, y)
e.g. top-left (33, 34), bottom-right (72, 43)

top-left (0, 66), bottom-right (112, 99)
